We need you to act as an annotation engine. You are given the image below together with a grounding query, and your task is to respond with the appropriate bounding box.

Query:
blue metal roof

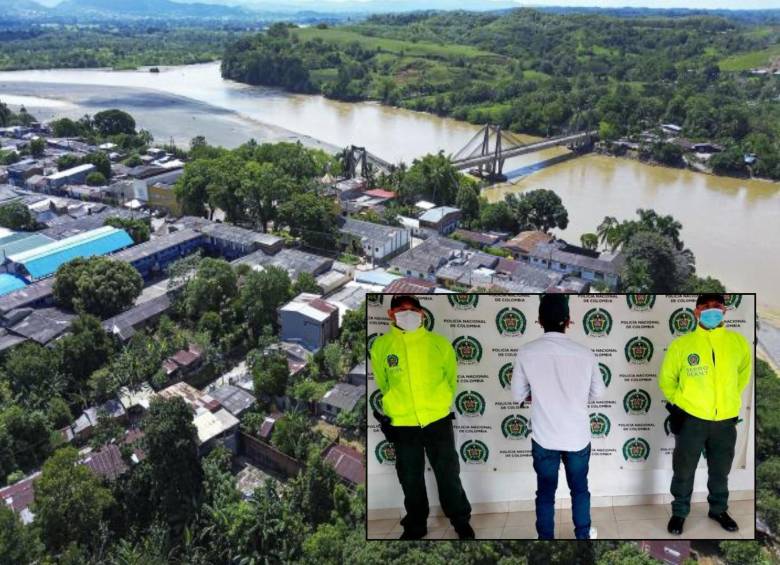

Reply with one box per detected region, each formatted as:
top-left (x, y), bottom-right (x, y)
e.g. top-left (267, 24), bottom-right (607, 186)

top-left (0, 273), bottom-right (27, 296)
top-left (0, 232), bottom-right (55, 261)
top-left (7, 226), bottom-right (134, 280)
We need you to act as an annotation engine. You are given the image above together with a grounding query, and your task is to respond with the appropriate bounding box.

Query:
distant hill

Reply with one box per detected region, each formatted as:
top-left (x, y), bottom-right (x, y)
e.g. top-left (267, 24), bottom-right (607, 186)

top-left (51, 0), bottom-right (253, 19)
top-left (0, 0), bottom-right (49, 17)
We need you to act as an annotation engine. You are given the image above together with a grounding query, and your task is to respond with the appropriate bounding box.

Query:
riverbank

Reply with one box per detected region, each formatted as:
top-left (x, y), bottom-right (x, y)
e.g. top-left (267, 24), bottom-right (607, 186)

top-left (0, 80), bottom-right (342, 154)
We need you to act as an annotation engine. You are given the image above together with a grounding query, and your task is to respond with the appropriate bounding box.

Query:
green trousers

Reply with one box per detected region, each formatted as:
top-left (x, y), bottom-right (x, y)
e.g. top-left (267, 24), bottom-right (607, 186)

top-left (670, 414), bottom-right (737, 518)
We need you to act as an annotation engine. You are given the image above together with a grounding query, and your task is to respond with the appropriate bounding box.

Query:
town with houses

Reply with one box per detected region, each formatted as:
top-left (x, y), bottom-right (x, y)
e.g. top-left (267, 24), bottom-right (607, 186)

top-left (0, 116), bottom-right (625, 528)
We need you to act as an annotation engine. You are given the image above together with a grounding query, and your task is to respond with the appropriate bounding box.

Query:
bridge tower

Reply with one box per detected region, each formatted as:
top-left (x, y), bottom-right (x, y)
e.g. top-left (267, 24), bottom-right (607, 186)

top-left (343, 145), bottom-right (369, 179)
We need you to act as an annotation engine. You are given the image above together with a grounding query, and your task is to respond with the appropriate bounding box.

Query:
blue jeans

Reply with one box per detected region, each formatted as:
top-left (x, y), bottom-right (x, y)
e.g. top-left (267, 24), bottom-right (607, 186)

top-left (531, 439), bottom-right (592, 539)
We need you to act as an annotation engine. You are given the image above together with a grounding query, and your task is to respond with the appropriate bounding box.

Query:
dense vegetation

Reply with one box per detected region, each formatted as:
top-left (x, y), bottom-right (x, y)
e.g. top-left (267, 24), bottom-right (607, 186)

top-left (222, 12), bottom-right (780, 179)
top-left (0, 23), bottom-right (240, 70)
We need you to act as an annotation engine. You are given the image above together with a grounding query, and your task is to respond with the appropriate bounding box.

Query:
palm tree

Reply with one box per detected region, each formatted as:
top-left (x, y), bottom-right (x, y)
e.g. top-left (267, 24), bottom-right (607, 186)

top-left (596, 216), bottom-right (619, 250)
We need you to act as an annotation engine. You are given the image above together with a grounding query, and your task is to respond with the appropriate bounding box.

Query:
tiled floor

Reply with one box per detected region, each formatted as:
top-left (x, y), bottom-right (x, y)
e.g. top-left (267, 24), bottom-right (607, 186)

top-left (367, 499), bottom-right (756, 540)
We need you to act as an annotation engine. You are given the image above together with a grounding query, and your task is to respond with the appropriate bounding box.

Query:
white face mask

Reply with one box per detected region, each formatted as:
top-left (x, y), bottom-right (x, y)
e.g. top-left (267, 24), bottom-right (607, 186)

top-left (395, 310), bottom-right (422, 331)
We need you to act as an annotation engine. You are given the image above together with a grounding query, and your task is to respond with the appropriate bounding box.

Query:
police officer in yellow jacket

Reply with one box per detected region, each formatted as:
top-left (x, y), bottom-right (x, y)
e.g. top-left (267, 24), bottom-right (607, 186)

top-left (659, 293), bottom-right (752, 535)
top-left (370, 294), bottom-right (474, 540)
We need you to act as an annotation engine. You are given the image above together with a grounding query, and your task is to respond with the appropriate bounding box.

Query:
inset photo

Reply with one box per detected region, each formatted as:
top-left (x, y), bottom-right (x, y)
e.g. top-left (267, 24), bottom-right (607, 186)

top-left (366, 293), bottom-right (756, 541)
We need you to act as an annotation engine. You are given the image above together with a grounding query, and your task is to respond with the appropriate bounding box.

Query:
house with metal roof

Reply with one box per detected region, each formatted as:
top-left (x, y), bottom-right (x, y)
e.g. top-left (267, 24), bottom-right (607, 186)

top-left (0, 232), bottom-right (55, 262)
top-left (527, 240), bottom-right (623, 289)
top-left (158, 382), bottom-right (240, 455)
top-left (279, 292), bottom-right (340, 352)
top-left (0, 273), bottom-right (27, 297)
top-left (45, 163), bottom-right (96, 191)
top-left (234, 248), bottom-right (333, 280)
top-left (6, 225), bottom-right (133, 281)
top-left (196, 221), bottom-right (284, 259)
top-left (322, 443), bottom-right (365, 488)
top-left (112, 228), bottom-right (204, 280)
top-left (210, 384), bottom-right (256, 417)
top-left (418, 206), bottom-right (462, 235)
top-left (388, 236), bottom-right (467, 281)
top-left (318, 382), bottom-right (363, 420)
top-left (338, 216), bottom-right (409, 264)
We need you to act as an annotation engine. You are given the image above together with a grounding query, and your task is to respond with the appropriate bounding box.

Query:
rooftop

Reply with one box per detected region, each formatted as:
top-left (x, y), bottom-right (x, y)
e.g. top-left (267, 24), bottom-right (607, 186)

top-left (320, 382), bottom-right (363, 412)
top-left (112, 229), bottom-right (204, 264)
top-left (339, 216), bottom-right (404, 245)
top-left (280, 293), bottom-right (338, 323)
top-left (529, 241), bottom-right (622, 274)
top-left (502, 230), bottom-right (554, 254)
top-left (383, 277), bottom-right (437, 294)
top-left (0, 277), bottom-right (54, 315)
top-left (8, 307), bottom-right (75, 344)
top-left (234, 248), bottom-right (333, 279)
top-left (46, 163), bottom-right (95, 181)
top-left (323, 443), bottom-right (365, 486)
top-left (158, 382), bottom-right (239, 445)
top-left (102, 293), bottom-right (172, 341)
top-left (8, 225), bottom-right (133, 279)
top-left (209, 384), bottom-right (256, 417)
top-left (196, 221), bottom-right (283, 250)
top-left (389, 236), bottom-right (467, 276)
top-left (0, 232), bottom-right (55, 261)
top-left (419, 206), bottom-right (461, 224)
top-left (0, 273), bottom-right (27, 297)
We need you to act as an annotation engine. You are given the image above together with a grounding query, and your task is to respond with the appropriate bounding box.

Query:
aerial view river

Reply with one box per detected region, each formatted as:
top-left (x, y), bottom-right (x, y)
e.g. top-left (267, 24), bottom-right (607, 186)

top-left (0, 62), bottom-right (777, 312)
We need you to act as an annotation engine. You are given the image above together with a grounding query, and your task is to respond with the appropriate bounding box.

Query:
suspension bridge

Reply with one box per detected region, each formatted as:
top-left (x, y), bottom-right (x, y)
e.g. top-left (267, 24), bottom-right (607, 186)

top-left (341, 124), bottom-right (597, 181)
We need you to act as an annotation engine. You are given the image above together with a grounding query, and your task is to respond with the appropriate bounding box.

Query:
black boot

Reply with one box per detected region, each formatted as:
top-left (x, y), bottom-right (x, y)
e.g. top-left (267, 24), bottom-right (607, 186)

top-left (667, 515), bottom-right (685, 535)
top-left (454, 522), bottom-right (475, 540)
top-left (708, 511), bottom-right (738, 532)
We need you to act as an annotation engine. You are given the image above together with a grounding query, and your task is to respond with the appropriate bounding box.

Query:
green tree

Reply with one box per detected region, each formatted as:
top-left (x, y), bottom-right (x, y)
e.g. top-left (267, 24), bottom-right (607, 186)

top-left (239, 161), bottom-right (292, 232)
top-left (505, 189), bottom-right (568, 233)
top-left (0, 405), bottom-right (54, 473)
top-left (93, 109), bottom-right (136, 136)
top-left (621, 231), bottom-right (691, 292)
top-left (47, 396), bottom-right (73, 429)
top-left (277, 192), bottom-right (339, 251)
top-left (272, 409), bottom-right (313, 460)
top-left (3, 342), bottom-right (62, 408)
top-left (400, 151), bottom-right (460, 205)
top-left (184, 258), bottom-right (238, 319)
top-left (50, 117), bottom-right (83, 137)
top-left (141, 396), bottom-right (203, 531)
top-left (719, 541), bottom-right (770, 565)
top-left (85, 171), bottom-right (107, 186)
top-left (55, 313), bottom-right (115, 389)
top-left (54, 257), bottom-right (143, 319)
top-left (455, 180), bottom-right (481, 225)
top-left (29, 137), bottom-right (45, 158)
top-left (33, 446), bottom-right (114, 552)
top-left (0, 201), bottom-right (37, 231)
top-left (249, 348), bottom-right (290, 399)
top-left (288, 450), bottom-right (340, 527)
top-left (104, 216), bottom-right (151, 244)
top-left (238, 266), bottom-right (291, 339)
top-left (0, 504), bottom-right (41, 563)
top-left (580, 232), bottom-right (598, 250)
top-left (292, 271), bottom-right (320, 296)
top-left (479, 201), bottom-right (517, 233)
top-left (82, 151), bottom-right (112, 179)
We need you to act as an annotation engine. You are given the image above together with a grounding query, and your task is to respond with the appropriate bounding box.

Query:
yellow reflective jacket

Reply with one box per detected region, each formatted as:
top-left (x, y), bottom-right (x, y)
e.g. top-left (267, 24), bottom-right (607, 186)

top-left (659, 324), bottom-right (752, 421)
top-left (369, 324), bottom-right (458, 427)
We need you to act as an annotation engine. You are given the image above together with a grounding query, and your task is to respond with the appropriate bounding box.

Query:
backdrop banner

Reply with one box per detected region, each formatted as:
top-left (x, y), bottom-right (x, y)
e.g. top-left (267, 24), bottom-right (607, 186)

top-left (367, 294), bottom-right (754, 478)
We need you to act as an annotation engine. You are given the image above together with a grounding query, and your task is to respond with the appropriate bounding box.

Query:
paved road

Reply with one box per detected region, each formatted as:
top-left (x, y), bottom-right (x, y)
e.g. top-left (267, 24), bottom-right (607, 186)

top-left (758, 319), bottom-right (780, 370)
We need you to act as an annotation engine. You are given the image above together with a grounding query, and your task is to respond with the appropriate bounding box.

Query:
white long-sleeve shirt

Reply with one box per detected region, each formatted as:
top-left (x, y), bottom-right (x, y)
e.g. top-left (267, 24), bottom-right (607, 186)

top-left (511, 331), bottom-right (605, 452)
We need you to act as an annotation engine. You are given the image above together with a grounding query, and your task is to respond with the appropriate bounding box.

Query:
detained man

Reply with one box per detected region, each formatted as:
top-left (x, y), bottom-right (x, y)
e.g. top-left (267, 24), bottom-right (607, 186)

top-left (660, 293), bottom-right (752, 535)
top-left (511, 294), bottom-right (605, 540)
top-left (369, 294), bottom-right (474, 540)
